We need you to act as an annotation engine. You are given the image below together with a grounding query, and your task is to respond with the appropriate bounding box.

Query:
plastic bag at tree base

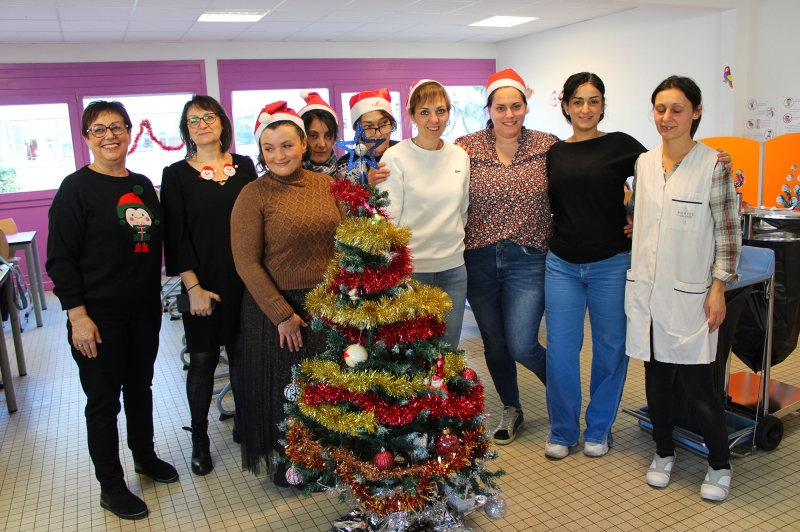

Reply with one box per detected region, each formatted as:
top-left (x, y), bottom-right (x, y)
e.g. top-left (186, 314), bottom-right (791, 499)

top-left (732, 239), bottom-right (800, 373)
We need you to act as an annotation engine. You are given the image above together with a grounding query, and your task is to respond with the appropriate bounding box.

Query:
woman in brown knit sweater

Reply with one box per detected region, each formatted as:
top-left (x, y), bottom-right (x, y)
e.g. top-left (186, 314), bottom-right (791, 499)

top-left (230, 101), bottom-right (341, 486)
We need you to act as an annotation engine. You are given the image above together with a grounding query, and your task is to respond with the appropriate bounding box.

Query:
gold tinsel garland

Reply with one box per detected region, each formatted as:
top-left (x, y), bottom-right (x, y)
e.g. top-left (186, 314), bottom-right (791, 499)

top-left (306, 280), bottom-right (452, 329)
top-left (297, 402), bottom-right (379, 434)
top-left (336, 217), bottom-right (411, 255)
top-left (299, 354), bottom-right (467, 399)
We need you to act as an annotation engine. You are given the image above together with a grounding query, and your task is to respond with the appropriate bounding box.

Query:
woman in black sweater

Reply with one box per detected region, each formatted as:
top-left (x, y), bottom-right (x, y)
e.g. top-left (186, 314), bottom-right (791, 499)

top-left (46, 101), bottom-right (177, 521)
top-left (161, 96), bottom-right (257, 476)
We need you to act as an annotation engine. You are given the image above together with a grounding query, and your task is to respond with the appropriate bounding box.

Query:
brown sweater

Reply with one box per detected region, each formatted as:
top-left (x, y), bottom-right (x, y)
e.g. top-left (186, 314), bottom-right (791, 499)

top-left (231, 166), bottom-right (341, 325)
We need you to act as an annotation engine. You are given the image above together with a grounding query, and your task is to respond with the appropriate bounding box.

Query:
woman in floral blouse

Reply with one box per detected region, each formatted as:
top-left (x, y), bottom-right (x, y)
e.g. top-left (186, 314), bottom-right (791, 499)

top-left (454, 69), bottom-right (557, 446)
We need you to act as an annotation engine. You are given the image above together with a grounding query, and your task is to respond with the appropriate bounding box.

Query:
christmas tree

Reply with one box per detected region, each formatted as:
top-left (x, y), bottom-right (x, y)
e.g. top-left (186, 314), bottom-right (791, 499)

top-left (280, 126), bottom-right (504, 530)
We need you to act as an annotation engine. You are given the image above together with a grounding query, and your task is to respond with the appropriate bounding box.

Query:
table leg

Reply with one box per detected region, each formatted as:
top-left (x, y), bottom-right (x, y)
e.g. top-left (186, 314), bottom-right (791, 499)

top-left (22, 243), bottom-right (43, 327)
top-left (0, 285), bottom-right (18, 413)
top-left (5, 281), bottom-right (27, 376)
top-left (31, 234), bottom-right (47, 310)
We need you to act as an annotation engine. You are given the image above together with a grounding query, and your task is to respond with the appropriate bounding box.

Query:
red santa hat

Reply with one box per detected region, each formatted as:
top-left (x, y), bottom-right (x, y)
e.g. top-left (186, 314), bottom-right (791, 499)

top-left (253, 101), bottom-right (305, 142)
top-left (298, 91), bottom-right (339, 125)
top-left (405, 79), bottom-right (445, 110)
top-left (349, 88), bottom-right (392, 124)
top-left (486, 68), bottom-right (527, 98)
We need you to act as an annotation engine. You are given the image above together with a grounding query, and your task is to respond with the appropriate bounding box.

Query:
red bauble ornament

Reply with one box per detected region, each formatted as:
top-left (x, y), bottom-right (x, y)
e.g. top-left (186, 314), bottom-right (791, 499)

top-left (374, 449), bottom-right (395, 471)
top-left (285, 466), bottom-right (303, 485)
top-left (461, 368), bottom-right (478, 382)
top-left (435, 429), bottom-right (459, 456)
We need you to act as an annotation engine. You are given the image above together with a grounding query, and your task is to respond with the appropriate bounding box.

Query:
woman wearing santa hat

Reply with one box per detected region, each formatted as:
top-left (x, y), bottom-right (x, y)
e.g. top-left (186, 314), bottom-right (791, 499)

top-left (298, 91), bottom-right (340, 177)
top-left (47, 100), bottom-right (176, 520)
top-left (230, 101), bottom-right (341, 485)
top-left (454, 68), bottom-right (557, 446)
top-left (337, 88), bottom-right (399, 184)
top-left (377, 80), bottom-right (470, 348)
top-left (160, 95), bottom-right (258, 476)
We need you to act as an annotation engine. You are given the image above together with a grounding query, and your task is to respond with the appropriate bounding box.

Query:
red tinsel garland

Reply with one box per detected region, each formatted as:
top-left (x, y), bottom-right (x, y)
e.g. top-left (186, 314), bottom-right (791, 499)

top-left (329, 178), bottom-right (390, 218)
top-left (330, 245), bottom-right (413, 295)
top-left (301, 382), bottom-right (485, 426)
top-left (325, 314), bottom-right (446, 348)
top-left (127, 119), bottom-right (184, 155)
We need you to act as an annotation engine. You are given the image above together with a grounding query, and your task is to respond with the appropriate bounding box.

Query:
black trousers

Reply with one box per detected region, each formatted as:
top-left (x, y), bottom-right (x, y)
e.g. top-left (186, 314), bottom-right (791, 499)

top-left (68, 300), bottom-right (162, 493)
top-left (644, 357), bottom-right (731, 469)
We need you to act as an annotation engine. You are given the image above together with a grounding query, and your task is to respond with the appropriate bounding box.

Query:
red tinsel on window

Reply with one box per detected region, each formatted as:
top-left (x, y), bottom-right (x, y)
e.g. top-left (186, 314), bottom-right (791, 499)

top-left (325, 314), bottom-right (446, 348)
top-left (301, 382), bottom-right (485, 425)
top-left (127, 119), bottom-right (184, 155)
top-left (330, 245), bottom-right (412, 294)
top-left (329, 177), bottom-right (390, 218)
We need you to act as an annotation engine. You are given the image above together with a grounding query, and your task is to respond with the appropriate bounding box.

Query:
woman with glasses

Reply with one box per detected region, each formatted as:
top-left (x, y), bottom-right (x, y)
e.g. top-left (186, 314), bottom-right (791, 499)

top-left (378, 80), bottom-right (470, 348)
top-left (299, 91), bottom-right (340, 177)
top-left (337, 88), bottom-right (399, 184)
top-left (161, 96), bottom-right (258, 477)
top-left (47, 100), bottom-right (177, 521)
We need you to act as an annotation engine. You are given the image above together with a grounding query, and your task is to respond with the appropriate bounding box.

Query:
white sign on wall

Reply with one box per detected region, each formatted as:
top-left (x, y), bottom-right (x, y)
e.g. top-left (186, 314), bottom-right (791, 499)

top-left (779, 96), bottom-right (800, 136)
top-left (745, 97), bottom-right (778, 141)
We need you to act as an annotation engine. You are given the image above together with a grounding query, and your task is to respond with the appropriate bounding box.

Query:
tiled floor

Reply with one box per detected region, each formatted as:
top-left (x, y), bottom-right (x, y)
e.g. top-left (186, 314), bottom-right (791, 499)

top-left (2, 291), bottom-right (800, 531)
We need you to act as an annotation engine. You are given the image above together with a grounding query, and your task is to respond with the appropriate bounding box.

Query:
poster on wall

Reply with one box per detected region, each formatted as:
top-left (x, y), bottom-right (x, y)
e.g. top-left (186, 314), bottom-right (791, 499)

top-left (744, 97), bottom-right (778, 141)
top-left (778, 96), bottom-right (800, 135)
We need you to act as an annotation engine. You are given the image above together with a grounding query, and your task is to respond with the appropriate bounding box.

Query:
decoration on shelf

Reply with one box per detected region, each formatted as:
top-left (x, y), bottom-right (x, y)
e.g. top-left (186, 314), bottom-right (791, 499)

top-left (285, 466), bottom-right (303, 486)
top-left (734, 169), bottom-right (745, 189)
top-left (484, 496), bottom-right (508, 520)
top-left (435, 428), bottom-right (459, 456)
top-left (374, 449), bottom-right (395, 471)
top-left (343, 344), bottom-right (368, 367)
top-left (777, 184), bottom-right (800, 209)
top-left (723, 65), bottom-right (733, 89)
top-left (284, 381), bottom-right (300, 402)
top-left (127, 119), bottom-right (184, 155)
top-left (460, 368), bottom-right (478, 382)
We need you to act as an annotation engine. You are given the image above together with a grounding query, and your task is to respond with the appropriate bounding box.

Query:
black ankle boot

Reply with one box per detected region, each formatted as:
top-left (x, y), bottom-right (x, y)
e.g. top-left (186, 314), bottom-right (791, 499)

top-left (190, 424), bottom-right (213, 476)
top-left (100, 488), bottom-right (149, 520)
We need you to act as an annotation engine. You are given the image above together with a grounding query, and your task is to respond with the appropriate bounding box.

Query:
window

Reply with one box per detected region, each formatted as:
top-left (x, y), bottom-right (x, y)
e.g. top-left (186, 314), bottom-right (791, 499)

top-left (340, 91), bottom-right (403, 141)
top-left (231, 88), bottom-right (329, 158)
top-left (441, 85), bottom-right (487, 142)
top-left (0, 103), bottom-right (76, 193)
top-left (82, 93), bottom-right (192, 186)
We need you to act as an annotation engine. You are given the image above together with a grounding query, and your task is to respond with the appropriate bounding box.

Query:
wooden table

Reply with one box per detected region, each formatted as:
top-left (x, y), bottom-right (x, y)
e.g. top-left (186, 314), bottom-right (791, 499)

top-left (0, 264), bottom-right (28, 413)
top-left (7, 230), bottom-right (46, 327)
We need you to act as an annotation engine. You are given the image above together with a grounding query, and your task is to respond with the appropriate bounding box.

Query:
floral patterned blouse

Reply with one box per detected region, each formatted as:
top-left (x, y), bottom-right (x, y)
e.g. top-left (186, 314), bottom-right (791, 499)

top-left (455, 127), bottom-right (558, 252)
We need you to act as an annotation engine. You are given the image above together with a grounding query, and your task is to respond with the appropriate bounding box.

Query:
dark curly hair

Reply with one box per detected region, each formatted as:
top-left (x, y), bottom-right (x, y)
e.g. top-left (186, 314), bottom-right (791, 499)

top-left (559, 72), bottom-right (606, 124)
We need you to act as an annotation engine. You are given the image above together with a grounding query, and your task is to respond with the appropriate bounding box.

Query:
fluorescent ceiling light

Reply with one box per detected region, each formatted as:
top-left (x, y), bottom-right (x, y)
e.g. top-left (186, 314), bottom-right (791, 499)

top-left (198, 10), bottom-right (268, 22)
top-left (470, 16), bottom-right (538, 28)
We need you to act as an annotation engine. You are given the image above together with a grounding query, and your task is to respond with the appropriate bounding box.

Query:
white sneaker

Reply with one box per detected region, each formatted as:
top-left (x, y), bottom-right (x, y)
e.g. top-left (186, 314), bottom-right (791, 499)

top-left (584, 437), bottom-right (609, 457)
top-left (646, 453), bottom-right (676, 488)
top-left (700, 466), bottom-right (732, 501)
top-left (545, 442), bottom-right (569, 459)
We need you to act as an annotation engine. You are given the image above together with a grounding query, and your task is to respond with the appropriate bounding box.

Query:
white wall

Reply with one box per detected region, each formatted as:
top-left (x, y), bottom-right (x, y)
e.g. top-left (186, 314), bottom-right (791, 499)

top-left (0, 41), bottom-right (495, 100)
top-left (496, 7), bottom-right (735, 149)
top-left (748, 0), bottom-right (800, 103)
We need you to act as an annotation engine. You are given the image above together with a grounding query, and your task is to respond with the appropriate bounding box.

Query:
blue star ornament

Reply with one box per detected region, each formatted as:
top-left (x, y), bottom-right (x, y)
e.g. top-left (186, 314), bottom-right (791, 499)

top-left (335, 122), bottom-right (385, 180)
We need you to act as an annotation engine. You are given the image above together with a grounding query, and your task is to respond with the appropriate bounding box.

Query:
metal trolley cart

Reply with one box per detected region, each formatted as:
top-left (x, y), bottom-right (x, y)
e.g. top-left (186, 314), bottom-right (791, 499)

top-left (624, 245), bottom-right (800, 457)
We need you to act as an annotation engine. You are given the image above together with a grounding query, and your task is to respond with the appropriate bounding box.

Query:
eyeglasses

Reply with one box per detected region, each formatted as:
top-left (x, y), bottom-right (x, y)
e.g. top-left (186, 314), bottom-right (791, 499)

top-left (362, 122), bottom-right (393, 136)
top-left (187, 113), bottom-right (217, 128)
top-left (86, 123), bottom-right (128, 138)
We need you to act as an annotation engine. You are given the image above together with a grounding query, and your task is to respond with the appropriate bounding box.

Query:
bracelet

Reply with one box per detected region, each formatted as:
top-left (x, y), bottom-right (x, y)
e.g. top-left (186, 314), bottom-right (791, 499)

top-left (186, 283), bottom-right (200, 292)
top-left (278, 314), bottom-right (293, 325)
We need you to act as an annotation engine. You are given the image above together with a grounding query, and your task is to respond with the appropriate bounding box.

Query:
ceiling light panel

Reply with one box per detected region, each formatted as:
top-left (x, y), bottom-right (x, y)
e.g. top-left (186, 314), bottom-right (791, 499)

top-left (198, 10), bottom-right (269, 22)
top-left (470, 16), bottom-right (538, 27)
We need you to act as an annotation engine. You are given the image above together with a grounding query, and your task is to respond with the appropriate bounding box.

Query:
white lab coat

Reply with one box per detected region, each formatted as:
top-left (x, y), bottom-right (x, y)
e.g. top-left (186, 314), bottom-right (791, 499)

top-left (625, 143), bottom-right (719, 364)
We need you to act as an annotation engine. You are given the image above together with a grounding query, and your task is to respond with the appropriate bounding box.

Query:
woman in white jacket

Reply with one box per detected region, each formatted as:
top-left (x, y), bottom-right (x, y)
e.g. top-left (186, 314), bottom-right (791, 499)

top-left (626, 75), bottom-right (741, 502)
top-left (378, 80), bottom-right (470, 348)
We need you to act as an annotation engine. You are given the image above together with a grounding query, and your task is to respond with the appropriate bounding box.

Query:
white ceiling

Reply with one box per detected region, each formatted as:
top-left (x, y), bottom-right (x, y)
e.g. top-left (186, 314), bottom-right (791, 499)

top-left (0, 0), bottom-right (659, 44)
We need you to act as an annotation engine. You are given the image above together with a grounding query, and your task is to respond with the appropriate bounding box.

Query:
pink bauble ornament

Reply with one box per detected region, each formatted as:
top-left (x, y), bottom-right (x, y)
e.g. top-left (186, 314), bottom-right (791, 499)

top-left (344, 344), bottom-right (368, 367)
top-left (374, 449), bottom-right (395, 471)
top-left (461, 368), bottom-right (478, 382)
top-left (285, 466), bottom-right (303, 486)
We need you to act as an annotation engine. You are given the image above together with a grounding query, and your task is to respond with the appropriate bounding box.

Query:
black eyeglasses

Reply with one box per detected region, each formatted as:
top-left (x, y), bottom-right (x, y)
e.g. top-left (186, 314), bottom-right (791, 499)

top-left (362, 122), bottom-right (393, 136)
top-left (187, 113), bottom-right (217, 128)
top-left (86, 123), bottom-right (128, 138)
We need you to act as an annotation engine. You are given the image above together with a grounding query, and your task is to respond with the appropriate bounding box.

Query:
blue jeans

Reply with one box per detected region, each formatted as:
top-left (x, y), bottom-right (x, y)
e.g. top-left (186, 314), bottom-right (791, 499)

top-left (544, 250), bottom-right (631, 447)
top-left (465, 241), bottom-right (547, 410)
top-left (412, 264), bottom-right (468, 349)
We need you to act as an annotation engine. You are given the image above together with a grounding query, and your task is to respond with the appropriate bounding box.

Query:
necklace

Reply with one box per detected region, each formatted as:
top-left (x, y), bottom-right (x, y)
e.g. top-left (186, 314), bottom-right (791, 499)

top-left (411, 137), bottom-right (443, 151)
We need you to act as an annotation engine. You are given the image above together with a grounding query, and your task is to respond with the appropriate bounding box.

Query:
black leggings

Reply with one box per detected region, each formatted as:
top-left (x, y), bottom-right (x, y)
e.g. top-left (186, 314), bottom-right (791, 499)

top-left (186, 343), bottom-right (239, 429)
top-left (644, 357), bottom-right (731, 469)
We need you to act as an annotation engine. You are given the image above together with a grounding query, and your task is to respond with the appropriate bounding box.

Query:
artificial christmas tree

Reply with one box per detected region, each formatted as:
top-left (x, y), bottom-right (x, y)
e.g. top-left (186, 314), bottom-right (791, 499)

top-left (281, 125), bottom-right (504, 531)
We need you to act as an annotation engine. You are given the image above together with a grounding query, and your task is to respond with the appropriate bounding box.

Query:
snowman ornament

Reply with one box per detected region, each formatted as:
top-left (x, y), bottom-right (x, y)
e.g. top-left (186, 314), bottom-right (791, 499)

top-left (198, 166), bottom-right (215, 180)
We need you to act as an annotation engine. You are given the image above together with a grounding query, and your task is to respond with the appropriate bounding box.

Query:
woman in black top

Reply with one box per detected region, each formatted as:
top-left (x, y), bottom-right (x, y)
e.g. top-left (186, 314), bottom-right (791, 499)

top-left (47, 100), bottom-right (177, 521)
top-left (161, 96), bottom-right (257, 476)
